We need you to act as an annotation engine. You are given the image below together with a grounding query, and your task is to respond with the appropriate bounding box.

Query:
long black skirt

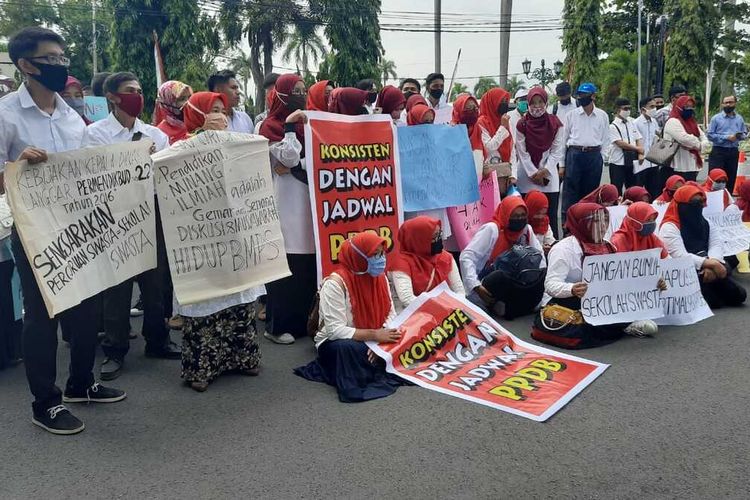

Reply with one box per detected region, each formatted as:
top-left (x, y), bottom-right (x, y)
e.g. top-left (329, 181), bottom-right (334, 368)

top-left (265, 253), bottom-right (317, 338)
top-left (294, 339), bottom-right (404, 402)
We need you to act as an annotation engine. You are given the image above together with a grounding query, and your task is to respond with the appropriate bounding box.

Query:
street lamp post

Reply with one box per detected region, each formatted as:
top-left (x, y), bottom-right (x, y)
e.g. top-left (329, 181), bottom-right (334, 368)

top-left (523, 58), bottom-right (563, 89)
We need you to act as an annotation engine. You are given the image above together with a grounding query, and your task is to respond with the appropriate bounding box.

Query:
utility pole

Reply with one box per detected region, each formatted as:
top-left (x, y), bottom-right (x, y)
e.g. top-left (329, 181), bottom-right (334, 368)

top-left (720, 0), bottom-right (736, 96)
top-left (655, 15), bottom-right (668, 95)
top-left (498, 0), bottom-right (512, 87)
top-left (637, 0), bottom-right (642, 105)
top-left (92, 0), bottom-right (97, 74)
top-left (645, 14), bottom-right (651, 96)
top-left (434, 0), bottom-right (441, 73)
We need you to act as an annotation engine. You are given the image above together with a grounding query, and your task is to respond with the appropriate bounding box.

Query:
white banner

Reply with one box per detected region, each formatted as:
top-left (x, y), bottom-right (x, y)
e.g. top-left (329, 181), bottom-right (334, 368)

top-left (703, 204), bottom-right (750, 256)
top-left (655, 257), bottom-right (713, 325)
top-left (152, 131), bottom-right (290, 305)
top-left (4, 141), bottom-right (157, 316)
top-left (605, 205), bottom-right (628, 239)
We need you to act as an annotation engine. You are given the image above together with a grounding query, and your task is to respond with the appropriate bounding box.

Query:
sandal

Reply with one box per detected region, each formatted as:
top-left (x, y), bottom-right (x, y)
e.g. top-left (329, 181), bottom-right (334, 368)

top-left (190, 381), bottom-right (209, 392)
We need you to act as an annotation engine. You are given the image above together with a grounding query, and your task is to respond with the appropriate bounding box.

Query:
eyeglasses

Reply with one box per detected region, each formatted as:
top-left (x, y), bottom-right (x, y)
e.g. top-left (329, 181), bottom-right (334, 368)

top-left (29, 55), bottom-right (70, 67)
top-left (291, 90), bottom-right (307, 96)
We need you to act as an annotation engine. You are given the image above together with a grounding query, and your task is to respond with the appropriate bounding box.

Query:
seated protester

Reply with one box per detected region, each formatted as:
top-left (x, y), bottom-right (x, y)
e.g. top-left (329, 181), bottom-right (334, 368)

top-left (376, 85), bottom-right (406, 123)
top-left (654, 174), bottom-right (686, 204)
top-left (295, 232), bottom-right (405, 403)
top-left (176, 91), bottom-right (264, 391)
top-left (702, 168), bottom-right (734, 208)
top-left (736, 181), bottom-right (750, 222)
top-left (306, 79), bottom-right (334, 112)
top-left (581, 184), bottom-right (620, 207)
top-left (611, 202), bottom-right (669, 258)
top-left (328, 87), bottom-right (369, 115)
top-left (622, 186), bottom-right (651, 204)
top-left (534, 203), bottom-right (658, 349)
top-left (460, 196), bottom-right (546, 319)
top-left (524, 190), bottom-right (555, 253)
top-left (388, 217), bottom-right (464, 311)
top-left (659, 185), bottom-right (747, 308)
top-left (407, 104), bottom-right (435, 125)
top-left (153, 80), bottom-right (193, 144)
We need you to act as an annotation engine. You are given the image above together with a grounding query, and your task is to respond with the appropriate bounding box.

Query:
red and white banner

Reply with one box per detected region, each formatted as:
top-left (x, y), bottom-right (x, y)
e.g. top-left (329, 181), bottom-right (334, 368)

top-left (368, 284), bottom-right (609, 421)
top-left (304, 112), bottom-right (403, 281)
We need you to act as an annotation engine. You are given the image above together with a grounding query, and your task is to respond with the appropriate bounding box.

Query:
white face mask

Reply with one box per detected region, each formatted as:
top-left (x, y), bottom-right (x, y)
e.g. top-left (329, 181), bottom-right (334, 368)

top-left (620, 110), bottom-right (631, 119)
top-left (528, 107), bottom-right (545, 118)
top-left (646, 108), bottom-right (657, 118)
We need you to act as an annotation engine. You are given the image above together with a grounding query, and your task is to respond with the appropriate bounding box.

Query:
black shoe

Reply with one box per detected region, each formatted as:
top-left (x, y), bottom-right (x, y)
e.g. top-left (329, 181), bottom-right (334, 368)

top-left (32, 405), bottom-right (85, 435)
top-left (145, 341), bottom-right (181, 360)
top-left (130, 297), bottom-right (144, 317)
top-left (100, 357), bottom-right (123, 381)
top-left (63, 383), bottom-right (127, 404)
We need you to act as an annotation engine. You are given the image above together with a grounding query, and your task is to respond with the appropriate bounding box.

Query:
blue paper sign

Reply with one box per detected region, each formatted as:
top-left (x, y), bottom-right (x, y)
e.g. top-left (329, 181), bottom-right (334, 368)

top-left (84, 96), bottom-right (109, 122)
top-left (397, 124), bottom-right (480, 211)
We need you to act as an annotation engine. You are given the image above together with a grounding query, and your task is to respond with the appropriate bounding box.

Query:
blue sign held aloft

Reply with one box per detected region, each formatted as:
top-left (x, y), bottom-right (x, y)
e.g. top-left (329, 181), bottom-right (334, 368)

top-left (84, 96), bottom-right (109, 122)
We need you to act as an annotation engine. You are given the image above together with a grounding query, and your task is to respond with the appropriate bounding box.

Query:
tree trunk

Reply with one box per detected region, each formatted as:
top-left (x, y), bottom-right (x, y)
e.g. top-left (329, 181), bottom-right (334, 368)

top-left (249, 40), bottom-right (265, 115)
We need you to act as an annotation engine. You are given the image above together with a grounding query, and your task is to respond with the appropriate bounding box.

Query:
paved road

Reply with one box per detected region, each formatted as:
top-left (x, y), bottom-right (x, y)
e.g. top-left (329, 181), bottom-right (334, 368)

top-left (1, 274), bottom-right (749, 499)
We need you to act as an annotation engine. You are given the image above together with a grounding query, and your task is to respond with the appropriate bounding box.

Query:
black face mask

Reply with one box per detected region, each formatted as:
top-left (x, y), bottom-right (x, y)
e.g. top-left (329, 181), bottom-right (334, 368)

top-left (724, 106), bottom-right (735, 114)
top-left (367, 92), bottom-right (377, 104)
top-left (559, 97), bottom-right (571, 105)
top-left (430, 239), bottom-right (444, 255)
top-left (29, 62), bottom-right (68, 92)
top-left (429, 88), bottom-right (443, 100)
top-left (577, 95), bottom-right (593, 107)
top-left (497, 102), bottom-right (509, 116)
top-left (681, 108), bottom-right (695, 120)
top-left (359, 106), bottom-right (370, 115)
top-left (506, 218), bottom-right (528, 232)
top-left (655, 104), bottom-right (665, 110)
top-left (286, 94), bottom-right (306, 112)
top-left (403, 91), bottom-right (416, 101)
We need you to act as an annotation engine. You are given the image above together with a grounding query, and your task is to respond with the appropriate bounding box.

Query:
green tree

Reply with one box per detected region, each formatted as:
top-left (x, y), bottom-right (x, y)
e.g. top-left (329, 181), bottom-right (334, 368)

top-left (596, 49), bottom-right (638, 113)
top-left (0, 0), bottom-right (56, 36)
top-left (281, 24), bottom-right (327, 80)
top-left (505, 75), bottom-right (526, 97)
top-left (378, 58), bottom-right (397, 88)
top-left (450, 82), bottom-right (468, 100)
top-left (473, 77), bottom-right (498, 99)
top-left (561, 0), bottom-right (602, 86)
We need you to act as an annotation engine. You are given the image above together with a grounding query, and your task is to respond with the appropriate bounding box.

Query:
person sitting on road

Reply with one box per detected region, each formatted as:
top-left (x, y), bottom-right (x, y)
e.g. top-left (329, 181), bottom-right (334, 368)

top-left (654, 174), bottom-right (686, 204)
top-left (702, 168), bottom-right (734, 209)
top-left (524, 190), bottom-right (555, 253)
top-left (611, 202), bottom-right (669, 258)
top-left (622, 186), bottom-right (651, 204)
top-left (736, 180), bottom-right (750, 222)
top-left (581, 184), bottom-right (620, 207)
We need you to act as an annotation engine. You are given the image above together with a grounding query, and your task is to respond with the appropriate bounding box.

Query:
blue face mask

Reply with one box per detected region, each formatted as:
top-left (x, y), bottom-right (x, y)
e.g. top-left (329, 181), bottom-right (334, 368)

top-left (639, 221), bottom-right (657, 236)
top-left (350, 241), bottom-right (387, 277)
top-left (712, 182), bottom-right (727, 192)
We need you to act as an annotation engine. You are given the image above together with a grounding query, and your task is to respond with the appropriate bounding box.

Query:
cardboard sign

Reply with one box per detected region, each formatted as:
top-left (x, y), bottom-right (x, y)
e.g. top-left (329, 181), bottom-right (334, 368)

top-left (84, 96), bottom-right (109, 122)
top-left (5, 141), bottom-right (157, 316)
top-left (368, 285), bottom-right (609, 422)
top-left (447, 172), bottom-right (501, 250)
top-left (304, 111), bottom-right (403, 281)
top-left (152, 131), bottom-right (290, 305)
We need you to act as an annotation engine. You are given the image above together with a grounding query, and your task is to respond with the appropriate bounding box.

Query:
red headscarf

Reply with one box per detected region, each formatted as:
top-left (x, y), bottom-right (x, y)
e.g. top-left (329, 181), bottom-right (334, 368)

top-left (306, 80), bottom-right (331, 112)
top-left (611, 202), bottom-right (668, 258)
top-left (259, 73), bottom-right (305, 148)
top-left (565, 203), bottom-right (616, 256)
top-left (376, 85), bottom-right (406, 115)
top-left (703, 168), bottom-right (731, 208)
top-left (516, 87), bottom-right (563, 167)
top-left (669, 95), bottom-right (703, 167)
top-left (477, 87), bottom-right (512, 161)
top-left (582, 184), bottom-right (619, 205)
top-left (406, 94), bottom-right (428, 112)
top-left (451, 93), bottom-right (482, 151)
top-left (489, 196), bottom-right (528, 262)
top-left (182, 92), bottom-right (228, 133)
top-left (660, 184), bottom-right (706, 229)
top-left (328, 87), bottom-right (368, 115)
top-left (623, 186), bottom-right (651, 204)
top-left (655, 174), bottom-right (686, 203)
top-left (736, 180), bottom-right (750, 222)
top-left (335, 232), bottom-right (392, 329)
top-left (389, 217), bottom-right (454, 296)
top-left (65, 75), bottom-right (83, 92)
top-left (407, 104), bottom-right (434, 126)
top-left (524, 190), bottom-right (550, 235)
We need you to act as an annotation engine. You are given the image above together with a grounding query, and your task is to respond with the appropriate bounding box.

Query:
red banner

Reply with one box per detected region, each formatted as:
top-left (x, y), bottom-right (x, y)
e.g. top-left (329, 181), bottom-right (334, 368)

top-left (369, 285), bottom-right (609, 421)
top-left (304, 112), bottom-right (403, 281)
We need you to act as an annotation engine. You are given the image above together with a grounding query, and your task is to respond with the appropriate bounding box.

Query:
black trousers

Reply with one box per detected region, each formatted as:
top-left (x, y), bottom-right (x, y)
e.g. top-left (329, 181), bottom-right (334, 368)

top-left (708, 146), bottom-right (740, 192)
top-left (0, 259), bottom-right (22, 369)
top-left (637, 167), bottom-right (661, 200)
top-left (700, 275), bottom-right (746, 309)
top-left (10, 227), bottom-right (97, 414)
top-left (265, 253), bottom-right (317, 338)
top-left (561, 149), bottom-right (603, 227)
top-left (609, 163), bottom-right (637, 195)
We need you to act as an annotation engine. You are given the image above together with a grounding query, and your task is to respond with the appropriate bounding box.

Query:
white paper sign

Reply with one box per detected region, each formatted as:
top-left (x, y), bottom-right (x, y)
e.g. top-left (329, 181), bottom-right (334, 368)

top-left (703, 205), bottom-right (750, 256)
top-left (605, 204), bottom-right (629, 239)
top-left (655, 257), bottom-right (713, 325)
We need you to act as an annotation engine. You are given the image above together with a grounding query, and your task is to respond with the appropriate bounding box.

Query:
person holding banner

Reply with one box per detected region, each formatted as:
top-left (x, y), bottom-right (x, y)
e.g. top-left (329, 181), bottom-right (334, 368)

top-left (703, 168), bottom-right (734, 208)
top-left (524, 190), bottom-right (555, 253)
top-left (295, 232), bottom-right (404, 403)
top-left (611, 202), bottom-right (668, 257)
top-left (582, 184), bottom-right (620, 207)
top-left (259, 74), bottom-right (318, 344)
top-left (477, 87), bottom-right (513, 166)
top-left (375, 85), bottom-right (406, 123)
top-left (388, 217), bottom-right (464, 311)
top-left (659, 185), bottom-right (747, 308)
top-left (306, 80), bottom-right (334, 112)
top-left (654, 174), bottom-right (685, 204)
top-left (328, 87), bottom-right (370, 115)
top-left (153, 80), bottom-right (193, 145)
top-left (622, 186), bottom-right (651, 204)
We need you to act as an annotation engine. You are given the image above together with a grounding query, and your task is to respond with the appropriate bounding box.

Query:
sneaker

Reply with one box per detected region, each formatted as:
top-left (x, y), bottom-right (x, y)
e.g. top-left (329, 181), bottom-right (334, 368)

top-left (264, 332), bottom-right (295, 345)
top-left (130, 298), bottom-right (144, 317)
top-left (32, 405), bottom-right (85, 435)
top-left (63, 383), bottom-right (127, 404)
top-left (625, 320), bottom-right (658, 338)
top-left (100, 357), bottom-right (123, 381)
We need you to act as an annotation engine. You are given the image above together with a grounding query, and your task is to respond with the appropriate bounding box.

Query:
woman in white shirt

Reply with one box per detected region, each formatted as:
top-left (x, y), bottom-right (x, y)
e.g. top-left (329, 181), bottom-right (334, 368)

top-left (662, 95), bottom-right (709, 182)
top-left (477, 87), bottom-right (513, 164)
top-left (388, 216), bottom-right (464, 312)
top-left (295, 232), bottom-right (405, 402)
top-left (258, 74), bottom-right (318, 345)
top-left (658, 185), bottom-right (746, 308)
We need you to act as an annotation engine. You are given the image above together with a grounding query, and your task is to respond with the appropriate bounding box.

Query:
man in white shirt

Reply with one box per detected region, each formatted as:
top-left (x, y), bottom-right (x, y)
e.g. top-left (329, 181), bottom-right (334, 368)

top-left (560, 83), bottom-right (610, 226)
top-left (548, 81), bottom-right (577, 122)
top-left (608, 97), bottom-right (643, 195)
top-left (82, 72), bottom-right (177, 380)
top-left (0, 27), bottom-right (125, 435)
top-left (633, 96), bottom-right (660, 197)
top-left (208, 70), bottom-right (254, 133)
top-left (424, 72), bottom-right (453, 125)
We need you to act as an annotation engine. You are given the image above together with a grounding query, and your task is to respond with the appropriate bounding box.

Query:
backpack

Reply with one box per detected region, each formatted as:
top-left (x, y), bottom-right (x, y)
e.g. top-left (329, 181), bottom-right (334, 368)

top-left (482, 245), bottom-right (546, 320)
top-left (491, 244), bottom-right (545, 287)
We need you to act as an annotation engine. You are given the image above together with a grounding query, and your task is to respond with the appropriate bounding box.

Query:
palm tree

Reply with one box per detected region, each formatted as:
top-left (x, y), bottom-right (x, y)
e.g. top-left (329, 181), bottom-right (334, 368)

top-left (597, 49), bottom-right (638, 112)
top-left (474, 77), bottom-right (498, 99)
top-left (229, 50), bottom-right (253, 105)
top-left (505, 75), bottom-right (527, 97)
top-left (379, 58), bottom-right (398, 88)
top-left (450, 82), bottom-right (468, 100)
top-left (281, 24), bottom-right (327, 79)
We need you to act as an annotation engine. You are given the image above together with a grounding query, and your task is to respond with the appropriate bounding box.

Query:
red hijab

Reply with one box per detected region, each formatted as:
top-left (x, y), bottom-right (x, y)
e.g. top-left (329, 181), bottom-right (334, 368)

top-left (611, 202), bottom-right (668, 258)
top-left (703, 168), bottom-right (731, 208)
top-left (389, 217), bottom-right (454, 296)
top-left (736, 181), bottom-right (750, 222)
top-left (451, 93), bottom-right (482, 150)
top-left (182, 92), bottom-right (228, 133)
top-left (335, 232), bottom-right (392, 329)
top-left (306, 80), bottom-right (331, 111)
top-left (406, 94), bottom-right (428, 112)
top-left (516, 87), bottom-right (563, 167)
top-left (328, 87), bottom-right (368, 115)
top-left (477, 87), bottom-right (512, 161)
top-left (669, 95), bottom-right (703, 167)
top-left (565, 203), bottom-right (616, 256)
top-left (660, 184), bottom-right (706, 229)
top-left (623, 186), bottom-right (651, 204)
top-left (582, 184), bottom-right (619, 205)
top-left (407, 104), bottom-right (434, 126)
top-left (524, 190), bottom-right (550, 235)
top-left (259, 73), bottom-right (305, 148)
top-left (656, 174), bottom-right (685, 203)
top-left (489, 196), bottom-right (528, 262)
top-left (376, 85), bottom-right (406, 115)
